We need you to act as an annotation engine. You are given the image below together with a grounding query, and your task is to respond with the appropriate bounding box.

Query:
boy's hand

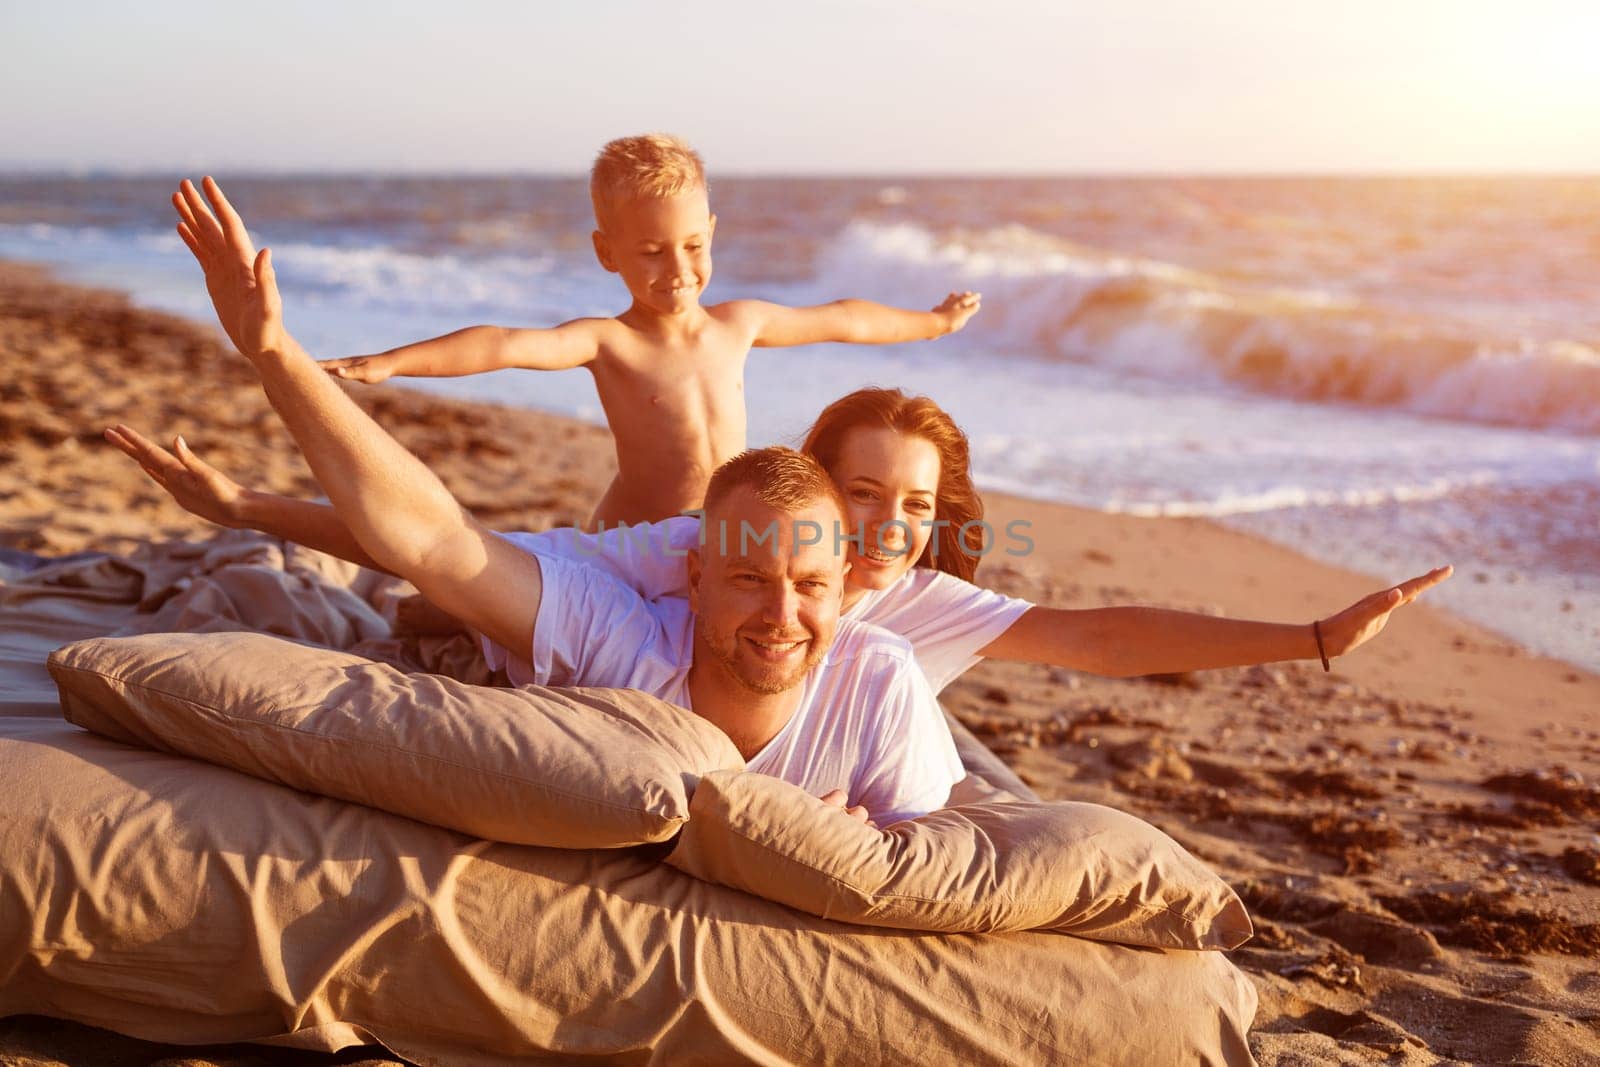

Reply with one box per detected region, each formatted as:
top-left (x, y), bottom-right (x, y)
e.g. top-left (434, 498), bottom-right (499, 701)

top-left (103, 424), bottom-right (247, 528)
top-left (319, 355), bottom-right (393, 384)
top-left (934, 291), bottom-right (981, 336)
top-left (1316, 566), bottom-right (1453, 659)
top-left (172, 176), bottom-right (288, 363)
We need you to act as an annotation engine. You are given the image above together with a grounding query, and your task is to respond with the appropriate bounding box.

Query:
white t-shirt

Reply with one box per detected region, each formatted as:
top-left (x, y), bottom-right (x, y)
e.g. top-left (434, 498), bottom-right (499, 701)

top-left (488, 550), bottom-right (964, 825)
top-left (499, 517), bottom-right (1033, 694)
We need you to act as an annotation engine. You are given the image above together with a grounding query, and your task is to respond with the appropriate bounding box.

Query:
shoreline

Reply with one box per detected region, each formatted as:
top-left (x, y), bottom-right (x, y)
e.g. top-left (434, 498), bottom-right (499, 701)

top-left (4, 259), bottom-right (1600, 1064)
top-left (2, 253), bottom-right (1593, 738)
top-left (5, 250), bottom-right (1592, 679)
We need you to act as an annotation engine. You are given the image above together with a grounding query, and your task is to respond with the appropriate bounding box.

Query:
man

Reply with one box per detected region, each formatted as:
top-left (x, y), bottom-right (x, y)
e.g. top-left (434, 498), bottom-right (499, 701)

top-left (158, 177), bottom-right (962, 824)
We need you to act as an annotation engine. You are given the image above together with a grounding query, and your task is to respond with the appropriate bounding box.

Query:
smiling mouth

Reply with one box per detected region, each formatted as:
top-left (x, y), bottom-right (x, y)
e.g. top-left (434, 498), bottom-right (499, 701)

top-left (858, 546), bottom-right (904, 564)
top-left (743, 635), bottom-right (808, 661)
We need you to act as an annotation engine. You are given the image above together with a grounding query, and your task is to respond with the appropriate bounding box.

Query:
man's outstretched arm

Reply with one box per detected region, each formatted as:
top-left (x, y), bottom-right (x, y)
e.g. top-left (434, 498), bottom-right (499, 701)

top-left (171, 177), bottom-right (541, 655)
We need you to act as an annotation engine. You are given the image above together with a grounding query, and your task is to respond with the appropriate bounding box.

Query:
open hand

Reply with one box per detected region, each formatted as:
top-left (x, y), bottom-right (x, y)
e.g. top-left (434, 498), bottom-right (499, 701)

top-left (934, 290), bottom-right (981, 335)
top-left (318, 355), bottom-right (392, 384)
top-left (1317, 566), bottom-right (1453, 659)
top-left (172, 176), bottom-right (287, 362)
top-left (103, 424), bottom-right (247, 528)
top-left (819, 788), bottom-right (877, 828)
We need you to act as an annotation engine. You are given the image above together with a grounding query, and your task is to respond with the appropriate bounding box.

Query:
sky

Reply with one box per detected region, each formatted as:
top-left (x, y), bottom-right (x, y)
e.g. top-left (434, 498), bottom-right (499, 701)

top-left (2, 0), bottom-right (1597, 175)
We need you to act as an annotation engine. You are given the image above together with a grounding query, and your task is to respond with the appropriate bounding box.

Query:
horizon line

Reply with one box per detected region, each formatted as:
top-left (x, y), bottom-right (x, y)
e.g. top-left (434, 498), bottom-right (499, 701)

top-left (2, 165), bottom-right (1597, 182)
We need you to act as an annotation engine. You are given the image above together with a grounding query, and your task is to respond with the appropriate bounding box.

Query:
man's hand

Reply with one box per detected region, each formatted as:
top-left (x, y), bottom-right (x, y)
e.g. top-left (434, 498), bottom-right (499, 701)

top-left (318, 355), bottom-right (393, 384)
top-left (103, 424), bottom-right (246, 528)
top-left (1317, 566), bottom-right (1454, 659)
top-left (933, 290), bottom-right (981, 336)
top-left (819, 788), bottom-right (877, 828)
top-left (172, 176), bottom-right (287, 362)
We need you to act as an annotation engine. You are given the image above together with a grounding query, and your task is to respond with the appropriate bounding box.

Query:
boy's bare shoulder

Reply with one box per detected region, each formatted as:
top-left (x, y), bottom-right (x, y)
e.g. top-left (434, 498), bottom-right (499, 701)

top-left (706, 300), bottom-right (788, 344)
top-left (557, 313), bottom-right (627, 351)
top-left (707, 298), bottom-right (777, 324)
top-left (553, 314), bottom-right (624, 335)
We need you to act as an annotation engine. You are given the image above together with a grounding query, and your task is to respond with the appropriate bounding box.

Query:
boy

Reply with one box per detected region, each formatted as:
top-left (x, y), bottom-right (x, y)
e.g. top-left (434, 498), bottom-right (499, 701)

top-left (318, 134), bottom-right (980, 528)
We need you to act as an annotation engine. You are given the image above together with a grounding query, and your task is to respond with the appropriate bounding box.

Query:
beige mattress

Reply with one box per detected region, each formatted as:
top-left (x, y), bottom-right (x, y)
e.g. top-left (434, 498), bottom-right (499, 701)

top-left (0, 535), bottom-right (1258, 1064)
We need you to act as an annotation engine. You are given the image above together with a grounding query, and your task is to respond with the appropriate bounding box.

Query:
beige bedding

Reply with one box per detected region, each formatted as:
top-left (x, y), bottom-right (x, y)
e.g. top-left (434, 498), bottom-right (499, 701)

top-left (50, 632), bottom-right (746, 849)
top-left (0, 533), bottom-right (1260, 1064)
top-left (669, 769), bottom-right (1253, 949)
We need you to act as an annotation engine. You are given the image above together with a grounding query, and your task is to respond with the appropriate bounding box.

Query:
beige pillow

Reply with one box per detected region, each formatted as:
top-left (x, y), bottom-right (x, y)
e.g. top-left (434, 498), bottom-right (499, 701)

top-left (0, 716), bottom-right (1260, 1065)
top-left (668, 769), bottom-right (1253, 950)
top-left (49, 632), bottom-right (743, 848)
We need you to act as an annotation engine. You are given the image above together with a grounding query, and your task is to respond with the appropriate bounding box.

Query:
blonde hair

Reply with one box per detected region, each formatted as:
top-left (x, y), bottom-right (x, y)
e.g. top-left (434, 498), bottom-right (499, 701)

top-left (590, 134), bottom-right (707, 229)
top-left (704, 447), bottom-right (846, 524)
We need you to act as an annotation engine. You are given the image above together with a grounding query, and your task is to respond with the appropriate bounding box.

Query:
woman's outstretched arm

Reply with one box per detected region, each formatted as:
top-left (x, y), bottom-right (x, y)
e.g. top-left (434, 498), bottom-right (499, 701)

top-left (979, 567), bottom-right (1453, 677)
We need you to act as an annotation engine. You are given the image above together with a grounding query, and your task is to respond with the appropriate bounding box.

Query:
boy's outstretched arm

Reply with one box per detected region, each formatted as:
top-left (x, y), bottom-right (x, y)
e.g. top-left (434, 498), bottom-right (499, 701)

top-left (738, 291), bottom-right (981, 348)
top-left (980, 567), bottom-right (1454, 678)
top-left (171, 177), bottom-right (541, 655)
top-left (318, 322), bottom-right (600, 383)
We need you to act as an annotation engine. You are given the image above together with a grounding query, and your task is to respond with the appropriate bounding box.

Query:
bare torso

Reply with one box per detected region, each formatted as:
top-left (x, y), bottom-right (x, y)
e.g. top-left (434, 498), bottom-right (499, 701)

top-left (584, 303), bottom-right (757, 528)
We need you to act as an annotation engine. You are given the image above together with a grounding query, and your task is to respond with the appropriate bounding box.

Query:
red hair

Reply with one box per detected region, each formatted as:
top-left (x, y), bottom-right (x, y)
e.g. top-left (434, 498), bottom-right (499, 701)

top-left (799, 388), bottom-right (985, 582)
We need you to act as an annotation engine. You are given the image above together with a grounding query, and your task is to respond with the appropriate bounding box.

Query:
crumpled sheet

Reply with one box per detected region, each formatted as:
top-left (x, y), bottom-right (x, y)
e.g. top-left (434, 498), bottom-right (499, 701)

top-left (0, 530), bottom-right (1259, 1064)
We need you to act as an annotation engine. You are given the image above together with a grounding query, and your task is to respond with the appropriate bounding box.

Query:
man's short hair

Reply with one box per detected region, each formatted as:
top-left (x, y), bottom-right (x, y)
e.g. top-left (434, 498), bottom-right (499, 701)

top-left (704, 446), bottom-right (847, 525)
top-left (590, 134), bottom-right (707, 230)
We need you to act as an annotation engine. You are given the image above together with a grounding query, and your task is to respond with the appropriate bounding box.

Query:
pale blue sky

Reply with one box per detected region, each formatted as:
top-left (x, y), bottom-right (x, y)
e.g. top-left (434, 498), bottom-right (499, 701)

top-left (3, 0), bottom-right (1597, 174)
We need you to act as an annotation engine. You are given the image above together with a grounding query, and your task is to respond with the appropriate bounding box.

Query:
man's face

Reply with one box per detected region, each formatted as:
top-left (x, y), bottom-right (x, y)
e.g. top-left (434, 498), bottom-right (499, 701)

top-left (688, 489), bottom-right (847, 695)
top-left (592, 189), bottom-right (715, 316)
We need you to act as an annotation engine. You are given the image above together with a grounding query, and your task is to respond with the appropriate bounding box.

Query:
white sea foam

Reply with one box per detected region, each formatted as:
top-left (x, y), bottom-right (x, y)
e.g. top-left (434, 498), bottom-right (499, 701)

top-left (799, 220), bottom-right (1600, 434)
top-left (4, 189), bottom-right (1597, 670)
top-left (266, 240), bottom-right (561, 313)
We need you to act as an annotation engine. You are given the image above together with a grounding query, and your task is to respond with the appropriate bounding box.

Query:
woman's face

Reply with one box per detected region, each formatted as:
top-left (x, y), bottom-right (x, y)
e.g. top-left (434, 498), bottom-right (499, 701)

top-left (829, 427), bottom-right (942, 592)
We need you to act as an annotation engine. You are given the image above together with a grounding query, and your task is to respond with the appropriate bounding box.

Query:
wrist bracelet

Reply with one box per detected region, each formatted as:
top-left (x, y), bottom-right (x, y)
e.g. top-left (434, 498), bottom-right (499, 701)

top-left (1312, 619), bottom-right (1331, 672)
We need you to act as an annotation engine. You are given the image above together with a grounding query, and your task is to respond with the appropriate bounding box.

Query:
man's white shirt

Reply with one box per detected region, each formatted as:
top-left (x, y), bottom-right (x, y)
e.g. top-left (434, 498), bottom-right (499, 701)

top-left (494, 518), bottom-right (1032, 695)
top-left (493, 549), bottom-right (964, 825)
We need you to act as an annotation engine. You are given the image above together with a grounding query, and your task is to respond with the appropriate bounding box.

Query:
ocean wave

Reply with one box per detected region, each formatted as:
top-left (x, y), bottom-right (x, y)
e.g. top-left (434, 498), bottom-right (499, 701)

top-left (265, 239), bottom-right (562, 312)
top-left (1098, 475), bottom-right (1492, 519)
top-left (971, 459), bottom-right (1578, 520)
top-left (810, 220), bottom-right (1600, 435)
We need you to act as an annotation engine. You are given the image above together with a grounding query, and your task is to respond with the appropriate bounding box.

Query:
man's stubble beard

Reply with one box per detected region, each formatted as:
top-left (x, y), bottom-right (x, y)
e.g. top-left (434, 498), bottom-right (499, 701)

top-left (696, 617), bottom-right (831, 696)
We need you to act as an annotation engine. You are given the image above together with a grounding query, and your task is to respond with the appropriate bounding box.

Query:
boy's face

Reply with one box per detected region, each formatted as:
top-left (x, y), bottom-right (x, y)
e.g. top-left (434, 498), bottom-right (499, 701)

top-left (592, 189), bottom-right (716, 316)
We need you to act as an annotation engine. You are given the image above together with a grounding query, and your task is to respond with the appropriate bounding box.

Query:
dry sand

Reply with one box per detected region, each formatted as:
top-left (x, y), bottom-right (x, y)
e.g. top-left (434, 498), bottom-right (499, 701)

top-left (2, 261), bottom-right (1597, 1065)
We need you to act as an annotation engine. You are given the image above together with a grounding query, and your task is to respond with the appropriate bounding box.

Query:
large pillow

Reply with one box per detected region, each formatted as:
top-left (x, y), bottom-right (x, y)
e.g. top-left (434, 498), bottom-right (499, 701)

top-left (667, 769), bottom-right (1253, 950)
top-left (48, 632), bottom-right (743, 848)
top-left (0, 717), bottom-right (1260, 1065)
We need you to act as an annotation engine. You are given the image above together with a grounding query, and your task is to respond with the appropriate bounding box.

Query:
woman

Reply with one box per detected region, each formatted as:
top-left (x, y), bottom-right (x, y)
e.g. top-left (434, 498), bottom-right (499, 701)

top-left (798, 387), bottom-right (1450, 690)
top-left (105, 388), bottom-right (1448, 694)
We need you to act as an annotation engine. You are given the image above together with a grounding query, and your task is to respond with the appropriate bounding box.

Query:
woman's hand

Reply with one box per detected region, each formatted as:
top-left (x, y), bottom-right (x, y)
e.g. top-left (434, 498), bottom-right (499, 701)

top-left (1316, 565), bottom-right (1454, 658)
top-left (818, 788), bottom-right (877, 828)
top-left (103, 424), bottom-right (248, 529)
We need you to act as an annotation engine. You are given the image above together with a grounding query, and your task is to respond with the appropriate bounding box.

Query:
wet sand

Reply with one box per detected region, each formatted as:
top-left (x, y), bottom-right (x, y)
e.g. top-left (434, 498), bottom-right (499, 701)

top-left (3, 261), bottom-right (1598, 1064)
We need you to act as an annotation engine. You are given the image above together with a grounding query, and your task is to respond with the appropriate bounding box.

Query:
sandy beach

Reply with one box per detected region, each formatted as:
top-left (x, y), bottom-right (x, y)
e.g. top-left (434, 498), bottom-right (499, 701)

top-left (2, 260), bottom-right (1597, 1064)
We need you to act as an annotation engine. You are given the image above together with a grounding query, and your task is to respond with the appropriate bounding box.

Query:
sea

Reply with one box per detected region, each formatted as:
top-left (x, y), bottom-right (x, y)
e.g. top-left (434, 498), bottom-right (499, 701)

top-left (2, 174), bottom-right (1595, 673)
